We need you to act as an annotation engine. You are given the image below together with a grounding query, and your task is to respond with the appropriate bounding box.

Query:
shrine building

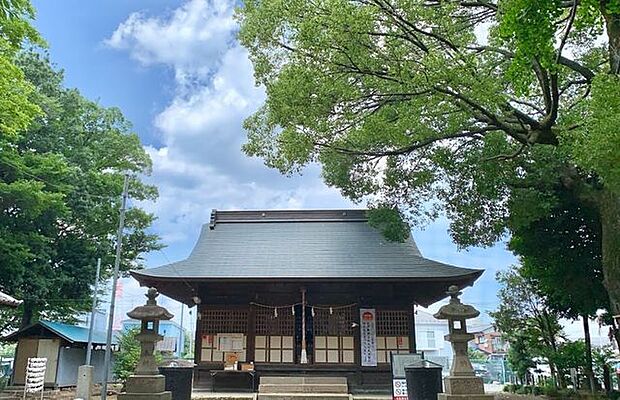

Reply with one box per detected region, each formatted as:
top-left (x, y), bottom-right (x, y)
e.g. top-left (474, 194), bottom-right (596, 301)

top-left (131, 209), bottom-right (483, 392)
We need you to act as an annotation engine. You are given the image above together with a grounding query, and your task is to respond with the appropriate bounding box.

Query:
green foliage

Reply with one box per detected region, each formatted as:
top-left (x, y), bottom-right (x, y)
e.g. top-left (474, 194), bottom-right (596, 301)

top-left (0, 51), bottom-right (161, 331)
top-left (113, 328), bottom-right (141, 384)
top-left (367, 207), bottom-right (409, 242)
top-left (497, 0), bottom-right (563, 91)
top-left (114, 328), bottom-right (163, 383)
top-left (0, 343), bottom-right (15, 358)
top-left (236, 0), bottom-right (619, 240)
top-left (509, 187), bottom-right (607, 318)
top-left (492, 266), bottom-right (564, 381)
top-left (237, 0), bottom-right (620, 319)
top-left (564, 74), bottom-right (620, 192)
top-left (0, 0), bottom-right (42, 51)
top-left (552, 340), bottom-right (588, 372)
top-left (506, 333), bottom-right (536, 382)
top-left (468, 347), bottom-right (488, 362)
top-left (592, 345), bottom-right (615, 384)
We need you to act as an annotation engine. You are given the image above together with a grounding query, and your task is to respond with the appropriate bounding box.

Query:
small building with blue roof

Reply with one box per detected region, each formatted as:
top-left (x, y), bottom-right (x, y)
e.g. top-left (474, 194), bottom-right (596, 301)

top-left (3, 320), bottom-right (117, 388)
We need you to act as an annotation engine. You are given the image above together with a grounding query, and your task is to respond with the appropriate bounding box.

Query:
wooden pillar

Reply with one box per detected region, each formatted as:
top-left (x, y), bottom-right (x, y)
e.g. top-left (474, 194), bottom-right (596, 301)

top-left (247, 305), bottom-right (256, 362)
top-left (194, 304), bottom-right (202, 365)
top-left (409, 303), bottom-right (417, 353)
top-left (354, 301), bottom-right (363, 387)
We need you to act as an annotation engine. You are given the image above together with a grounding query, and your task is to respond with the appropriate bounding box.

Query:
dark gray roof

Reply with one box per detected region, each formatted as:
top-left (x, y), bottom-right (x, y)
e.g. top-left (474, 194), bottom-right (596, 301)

top-left (133, 209), bottom-right (482, 282)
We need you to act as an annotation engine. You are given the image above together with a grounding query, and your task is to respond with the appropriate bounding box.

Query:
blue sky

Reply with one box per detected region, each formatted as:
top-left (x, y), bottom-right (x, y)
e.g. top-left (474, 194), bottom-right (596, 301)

top-left (32, 0), bottom-right (518, 325)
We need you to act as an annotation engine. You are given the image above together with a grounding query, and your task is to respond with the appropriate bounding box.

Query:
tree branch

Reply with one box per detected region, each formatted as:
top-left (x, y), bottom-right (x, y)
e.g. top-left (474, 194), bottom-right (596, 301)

top-left (314, 128), bottom-right (492, 157)
top-left (556, 0), bottom-right (578, 64)
top-left (483, 143), bottom-right (528, 162)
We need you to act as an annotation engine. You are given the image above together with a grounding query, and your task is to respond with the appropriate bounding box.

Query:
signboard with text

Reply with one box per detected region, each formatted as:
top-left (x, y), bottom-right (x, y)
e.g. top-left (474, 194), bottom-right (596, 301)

top-left (392, 378), bottom-right (408, 400)
top-left (391, 352), bottom-right (424, 400)
top-left (360, 308), bottom-right (377, 367)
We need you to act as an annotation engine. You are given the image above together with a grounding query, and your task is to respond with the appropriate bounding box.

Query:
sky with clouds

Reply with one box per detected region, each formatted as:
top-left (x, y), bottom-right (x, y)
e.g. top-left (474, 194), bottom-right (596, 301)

top-left (31, 0), bottom-right (523, 330)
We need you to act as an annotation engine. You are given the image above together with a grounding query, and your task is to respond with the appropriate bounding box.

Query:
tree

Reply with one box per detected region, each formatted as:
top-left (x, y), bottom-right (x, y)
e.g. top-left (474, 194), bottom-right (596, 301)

top-left (507, 333), bottom-right (536, 385)
top-left (237, 0), bottom-right (620, 323)
top-left (468, 347), bottom-right (488, 362)
top-left (113, 328), bottom-right (141, 384)
top-left (509, 187), bottom-right (608, 391)
top-left (552, 340), bottom-right (588, 386)
top-left (114, 328), bottom-right (162, 384)
top-left (0, 51), bottom-right (161, 331)
top-left (491, 266), bottom-right (565, 386)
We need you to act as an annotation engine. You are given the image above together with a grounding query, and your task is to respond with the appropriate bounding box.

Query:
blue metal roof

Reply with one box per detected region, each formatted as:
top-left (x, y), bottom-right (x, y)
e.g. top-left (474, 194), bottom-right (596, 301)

top-left (3, 320), bottom-right (117, 345)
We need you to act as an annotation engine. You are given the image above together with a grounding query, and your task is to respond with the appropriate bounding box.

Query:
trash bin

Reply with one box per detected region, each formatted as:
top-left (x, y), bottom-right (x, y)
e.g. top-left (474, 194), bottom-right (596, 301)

top-left (159, 360), bottom-right (195, 400)
top-left (404, 360), bottom-right (443, 400)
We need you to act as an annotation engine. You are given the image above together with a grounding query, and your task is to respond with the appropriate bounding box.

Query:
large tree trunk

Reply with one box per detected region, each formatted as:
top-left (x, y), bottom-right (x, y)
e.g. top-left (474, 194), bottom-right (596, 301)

top-left (602, 7), bottom-right (620, 74)
top-left (582, 315), bottom-right (597, 393)
top-left (598, 189), bottom-right (620, 327)
top-left (21, 301), bottom-right (34, 328)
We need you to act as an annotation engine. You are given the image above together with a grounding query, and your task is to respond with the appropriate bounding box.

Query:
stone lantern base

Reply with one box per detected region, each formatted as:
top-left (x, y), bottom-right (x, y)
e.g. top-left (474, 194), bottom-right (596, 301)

top-left (437, 375), bottom-right (494, 400)
top-left (118, 374), bottom-right (171, 400)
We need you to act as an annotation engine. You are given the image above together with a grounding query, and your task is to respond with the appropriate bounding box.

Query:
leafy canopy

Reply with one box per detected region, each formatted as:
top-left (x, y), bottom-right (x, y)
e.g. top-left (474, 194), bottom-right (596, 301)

top-left (0, 51), bottom-right (161, 330)
top-left (509, 187), bottom-right (608, 319)
top-left (237, 0), bottom-right (619, 244)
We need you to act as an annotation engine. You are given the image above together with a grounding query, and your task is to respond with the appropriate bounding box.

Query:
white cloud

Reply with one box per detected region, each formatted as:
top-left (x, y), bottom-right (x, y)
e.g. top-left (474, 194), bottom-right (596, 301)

top-left (105, 0), bottom-right (237, 86)
top-left (106, 0), bottom-right (353, 249)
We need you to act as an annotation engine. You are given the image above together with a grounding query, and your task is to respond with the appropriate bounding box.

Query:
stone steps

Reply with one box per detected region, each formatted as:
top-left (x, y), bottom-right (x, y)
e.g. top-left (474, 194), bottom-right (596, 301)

top-left (259, 377), bottom-right (346, 385)
top-left (257, 394), bottom-right (350, 400)
top-left (258, 384), bottom-right (348, 393)
top-left (256, 376), bottom-right (349, 400)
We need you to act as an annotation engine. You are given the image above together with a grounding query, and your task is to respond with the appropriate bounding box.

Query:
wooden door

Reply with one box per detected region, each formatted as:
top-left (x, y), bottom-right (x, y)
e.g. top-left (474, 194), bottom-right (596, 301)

top-left (37, 339), bottom-right (59, 385)
top-left (13, 338), bottom-right (38, 385)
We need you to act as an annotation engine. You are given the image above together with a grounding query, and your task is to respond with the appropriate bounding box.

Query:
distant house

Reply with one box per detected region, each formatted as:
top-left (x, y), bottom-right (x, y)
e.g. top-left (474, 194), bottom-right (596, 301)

top-left (414, 310), bottom-right (452, 370)
top-left (0, 291), bottom-right (22, 308)
top-left (3, 320), bottom-right (117, 388)
top-left (472, 325), bottom-right (508, 355)
top-left (120, 319), bottom-right (185, 358)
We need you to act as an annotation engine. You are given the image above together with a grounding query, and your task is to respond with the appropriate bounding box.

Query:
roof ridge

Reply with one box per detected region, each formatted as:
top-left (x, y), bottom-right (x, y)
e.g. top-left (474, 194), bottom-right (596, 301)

top-left (209, 209), bottom-right (368, 229)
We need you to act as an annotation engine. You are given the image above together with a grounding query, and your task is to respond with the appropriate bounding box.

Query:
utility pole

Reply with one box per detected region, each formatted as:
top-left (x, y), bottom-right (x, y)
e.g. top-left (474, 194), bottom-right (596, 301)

top-left (101, 174), bottom-right (130, 400)
top-left (85, 258), bottom-right (101, 365)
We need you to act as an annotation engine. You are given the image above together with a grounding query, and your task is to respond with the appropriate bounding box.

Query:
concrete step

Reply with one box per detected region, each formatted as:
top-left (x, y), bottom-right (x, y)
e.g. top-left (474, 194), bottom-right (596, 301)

top-left (258, 384), bottom-right (348, 394)
top-left (259, 377), bottom-right (347, 385)
top-left (257, 394), bottom-right (350, 400)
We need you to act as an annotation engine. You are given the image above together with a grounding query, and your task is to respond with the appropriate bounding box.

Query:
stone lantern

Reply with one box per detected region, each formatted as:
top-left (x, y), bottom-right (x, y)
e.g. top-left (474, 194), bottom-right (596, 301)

top-left (434, 285), bottom-right (492, 400)
top-left (118, 287), bottom-right (174, 400)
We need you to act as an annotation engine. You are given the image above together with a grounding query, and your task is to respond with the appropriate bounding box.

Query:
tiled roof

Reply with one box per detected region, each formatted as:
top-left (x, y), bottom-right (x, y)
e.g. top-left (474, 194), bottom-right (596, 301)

top-left (132, 209), bottom-right (482, 281)
top-left (0, 290), bottom-right (22, 307)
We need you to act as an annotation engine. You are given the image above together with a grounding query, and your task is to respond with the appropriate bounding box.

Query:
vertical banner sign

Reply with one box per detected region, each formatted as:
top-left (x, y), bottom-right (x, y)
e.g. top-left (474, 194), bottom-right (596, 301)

top-left (360, 308), bottom-right (377, 367)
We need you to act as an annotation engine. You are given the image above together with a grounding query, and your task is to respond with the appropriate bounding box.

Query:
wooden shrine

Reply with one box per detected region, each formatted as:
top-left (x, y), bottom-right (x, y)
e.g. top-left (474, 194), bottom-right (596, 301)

top-left (131, 209), bottom-right (483, 393)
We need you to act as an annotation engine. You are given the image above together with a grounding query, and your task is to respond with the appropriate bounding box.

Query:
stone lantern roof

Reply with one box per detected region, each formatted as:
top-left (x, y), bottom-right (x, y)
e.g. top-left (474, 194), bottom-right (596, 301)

top-left (433, 285), bottom-right (479, 320)
top-left (127, 287), bottom-right (174, 321)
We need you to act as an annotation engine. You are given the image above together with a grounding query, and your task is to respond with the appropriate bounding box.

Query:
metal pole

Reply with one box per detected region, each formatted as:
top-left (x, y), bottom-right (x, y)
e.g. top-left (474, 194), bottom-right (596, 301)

top-left (179, 303), bottom-right (185, 358)
top-left (101, 174), bottom-right (130, 400)
top-left (86, 258), bottom-right (101, 365)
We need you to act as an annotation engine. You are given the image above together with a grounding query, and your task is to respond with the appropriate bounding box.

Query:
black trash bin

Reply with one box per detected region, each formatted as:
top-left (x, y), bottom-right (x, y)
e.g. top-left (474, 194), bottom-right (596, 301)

top-left (404, 360), bottom-right (443, 400)
top-left (159, 361), bottom-right (194, 400)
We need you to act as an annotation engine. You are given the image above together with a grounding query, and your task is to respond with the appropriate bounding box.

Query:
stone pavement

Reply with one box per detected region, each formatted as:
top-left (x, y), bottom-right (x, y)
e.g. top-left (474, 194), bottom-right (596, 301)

top-left (191, 395), bottom-right (392, 400)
